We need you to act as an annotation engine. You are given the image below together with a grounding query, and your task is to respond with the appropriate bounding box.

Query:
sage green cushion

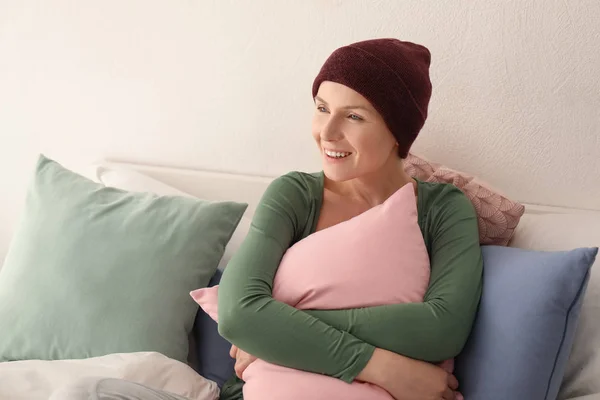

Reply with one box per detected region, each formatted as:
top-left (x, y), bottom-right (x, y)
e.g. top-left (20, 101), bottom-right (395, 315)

top-left (0, 155), bottom-right (247, 362)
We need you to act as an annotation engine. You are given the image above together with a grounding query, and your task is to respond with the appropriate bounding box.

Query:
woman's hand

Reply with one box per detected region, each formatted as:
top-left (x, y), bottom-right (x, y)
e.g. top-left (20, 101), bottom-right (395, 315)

top-left (357, 348), bottom-right (459, 400)
top-left (229, 345), bottom-right (258, 380)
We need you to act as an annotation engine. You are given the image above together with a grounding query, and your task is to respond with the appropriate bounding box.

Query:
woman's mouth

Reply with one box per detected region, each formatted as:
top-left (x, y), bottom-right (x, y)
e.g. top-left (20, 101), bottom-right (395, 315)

top-left (324, 149), bottom-right (352, 159)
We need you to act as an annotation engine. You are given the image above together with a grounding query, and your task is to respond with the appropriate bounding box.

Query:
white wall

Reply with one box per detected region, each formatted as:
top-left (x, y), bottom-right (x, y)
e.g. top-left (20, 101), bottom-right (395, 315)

top-left (1, 0), bottom-right (599, 260)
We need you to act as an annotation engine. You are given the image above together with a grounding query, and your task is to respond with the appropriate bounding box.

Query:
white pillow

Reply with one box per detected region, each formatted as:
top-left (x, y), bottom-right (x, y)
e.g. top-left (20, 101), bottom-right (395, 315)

top-left (96, 166), bottom-right (194, 198)
top-left (95, 165), bottom-right (251, 270)
top-left (510, 213), bottom-right (600, 399)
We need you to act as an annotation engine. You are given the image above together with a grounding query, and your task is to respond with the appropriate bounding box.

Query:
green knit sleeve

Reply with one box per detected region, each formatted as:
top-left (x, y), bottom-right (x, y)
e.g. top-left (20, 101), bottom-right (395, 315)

top-left (217, 172), bottom-right (374, 383)
top-left (304, 186), bottom-right (483, 362)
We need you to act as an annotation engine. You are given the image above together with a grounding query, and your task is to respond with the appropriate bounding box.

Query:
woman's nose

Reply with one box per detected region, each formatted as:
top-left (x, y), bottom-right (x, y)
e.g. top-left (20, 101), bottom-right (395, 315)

top-left (320, 117), bottom-right (343, 142)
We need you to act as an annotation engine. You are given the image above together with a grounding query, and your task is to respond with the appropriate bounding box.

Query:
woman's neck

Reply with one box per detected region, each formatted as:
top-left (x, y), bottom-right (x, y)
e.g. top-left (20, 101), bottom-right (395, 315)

top-left (326, 158), bottom-right (415, 207)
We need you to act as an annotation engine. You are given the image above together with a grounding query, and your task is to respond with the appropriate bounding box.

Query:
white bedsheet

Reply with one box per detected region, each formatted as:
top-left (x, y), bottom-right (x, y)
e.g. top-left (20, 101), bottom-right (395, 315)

top-left (0, 352), bottom-right (219, 400)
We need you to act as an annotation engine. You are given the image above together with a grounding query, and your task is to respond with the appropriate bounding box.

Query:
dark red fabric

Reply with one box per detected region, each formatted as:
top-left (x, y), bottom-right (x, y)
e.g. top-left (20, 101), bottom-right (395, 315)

top-left (312, 38), bottom-right (432, 158)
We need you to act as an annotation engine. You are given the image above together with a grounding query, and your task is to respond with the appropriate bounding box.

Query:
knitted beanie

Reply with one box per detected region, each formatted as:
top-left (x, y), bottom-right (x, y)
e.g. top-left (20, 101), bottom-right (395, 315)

top-left (312, 38), bottom-right (432, 158)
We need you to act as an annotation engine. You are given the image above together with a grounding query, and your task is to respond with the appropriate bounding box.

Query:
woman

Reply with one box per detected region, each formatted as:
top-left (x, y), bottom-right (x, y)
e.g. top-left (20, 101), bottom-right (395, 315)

top-left (52, 38), bottom-right (482, 400)
top-left (218, 38), bottom-right (482, 400)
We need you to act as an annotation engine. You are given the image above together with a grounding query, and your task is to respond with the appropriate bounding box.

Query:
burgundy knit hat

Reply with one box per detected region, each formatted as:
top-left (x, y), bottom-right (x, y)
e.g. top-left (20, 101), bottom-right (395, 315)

top-left (312, 38), bottom-right (432, 158)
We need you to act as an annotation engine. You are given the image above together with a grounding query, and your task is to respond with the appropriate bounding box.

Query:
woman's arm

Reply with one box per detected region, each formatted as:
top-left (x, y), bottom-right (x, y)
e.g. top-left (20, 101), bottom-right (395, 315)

top-left (217, 173), bottom-right (374, 383)
top-left (303, 189), bottom-right (483, 362)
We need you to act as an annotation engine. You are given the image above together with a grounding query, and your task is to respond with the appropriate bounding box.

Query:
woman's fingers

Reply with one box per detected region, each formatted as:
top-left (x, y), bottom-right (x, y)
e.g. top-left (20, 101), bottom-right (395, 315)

top-left (234, 358), bottom-right (244, 379)
top-left (442, 387), bottom-right (456, 400)
top-left (229, 344), bottom-right (238, 358)
top-left (444, 373), bottom-right (460, 399)
top-left (233, 348), bottom-right (258, 379)
top-left (447, 374), bottom-right (459, 390)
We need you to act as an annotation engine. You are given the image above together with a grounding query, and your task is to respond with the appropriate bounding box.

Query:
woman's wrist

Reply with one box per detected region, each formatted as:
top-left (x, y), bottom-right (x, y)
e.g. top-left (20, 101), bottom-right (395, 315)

top-left (356, 347), bottom-right (404, 387)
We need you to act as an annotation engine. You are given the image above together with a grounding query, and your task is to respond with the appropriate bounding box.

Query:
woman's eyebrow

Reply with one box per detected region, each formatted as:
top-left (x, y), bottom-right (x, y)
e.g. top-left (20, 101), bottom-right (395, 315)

top-left (314, 96), bottom-right (371, 112)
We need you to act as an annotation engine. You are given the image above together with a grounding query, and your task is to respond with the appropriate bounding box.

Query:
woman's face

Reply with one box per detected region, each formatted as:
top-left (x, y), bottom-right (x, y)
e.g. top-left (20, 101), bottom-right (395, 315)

top-left (312, 81), bottom-right (398, 182)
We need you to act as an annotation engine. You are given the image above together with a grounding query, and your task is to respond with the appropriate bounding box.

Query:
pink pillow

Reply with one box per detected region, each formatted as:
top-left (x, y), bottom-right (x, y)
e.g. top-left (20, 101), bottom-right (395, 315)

top-left (191, 183), bottom-right (458, 400)
top-left (404, 153), bottom-right (525, 246)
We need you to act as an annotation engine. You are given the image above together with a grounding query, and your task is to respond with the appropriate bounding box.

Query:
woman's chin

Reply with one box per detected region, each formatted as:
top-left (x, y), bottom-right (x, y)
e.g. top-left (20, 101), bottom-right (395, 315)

top-left (321, 153), bottom-right (358, 181)
top-left (322, 166), bottom-right (355, 182)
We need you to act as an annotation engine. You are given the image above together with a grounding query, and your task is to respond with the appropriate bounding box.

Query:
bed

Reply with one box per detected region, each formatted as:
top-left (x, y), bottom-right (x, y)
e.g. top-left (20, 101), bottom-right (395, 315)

top-left (0, 158), bottom-right (599, 400)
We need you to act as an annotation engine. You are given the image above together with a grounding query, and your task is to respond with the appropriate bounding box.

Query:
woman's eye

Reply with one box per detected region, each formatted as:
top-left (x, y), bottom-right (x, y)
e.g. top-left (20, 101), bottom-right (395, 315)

top-left (317, 106), bottom-right (328, 113)
top-left (349, 114), bottom-right (363, 121)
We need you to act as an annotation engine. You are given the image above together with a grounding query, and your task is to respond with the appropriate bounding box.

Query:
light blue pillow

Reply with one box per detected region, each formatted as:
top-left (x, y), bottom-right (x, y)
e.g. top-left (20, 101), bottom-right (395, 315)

top-left (455, 245), bottom-right (597, 400)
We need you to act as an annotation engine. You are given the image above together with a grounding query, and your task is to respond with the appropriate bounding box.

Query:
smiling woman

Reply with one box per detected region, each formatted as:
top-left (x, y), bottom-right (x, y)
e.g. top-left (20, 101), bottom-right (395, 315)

top-left (215, 38), bottom-right (480, 400)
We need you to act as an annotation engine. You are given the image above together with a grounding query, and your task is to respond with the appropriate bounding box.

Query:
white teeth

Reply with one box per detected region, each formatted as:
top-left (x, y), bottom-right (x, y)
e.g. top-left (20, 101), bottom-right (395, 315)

top-left (325, 150), bottom-right (351, 158)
